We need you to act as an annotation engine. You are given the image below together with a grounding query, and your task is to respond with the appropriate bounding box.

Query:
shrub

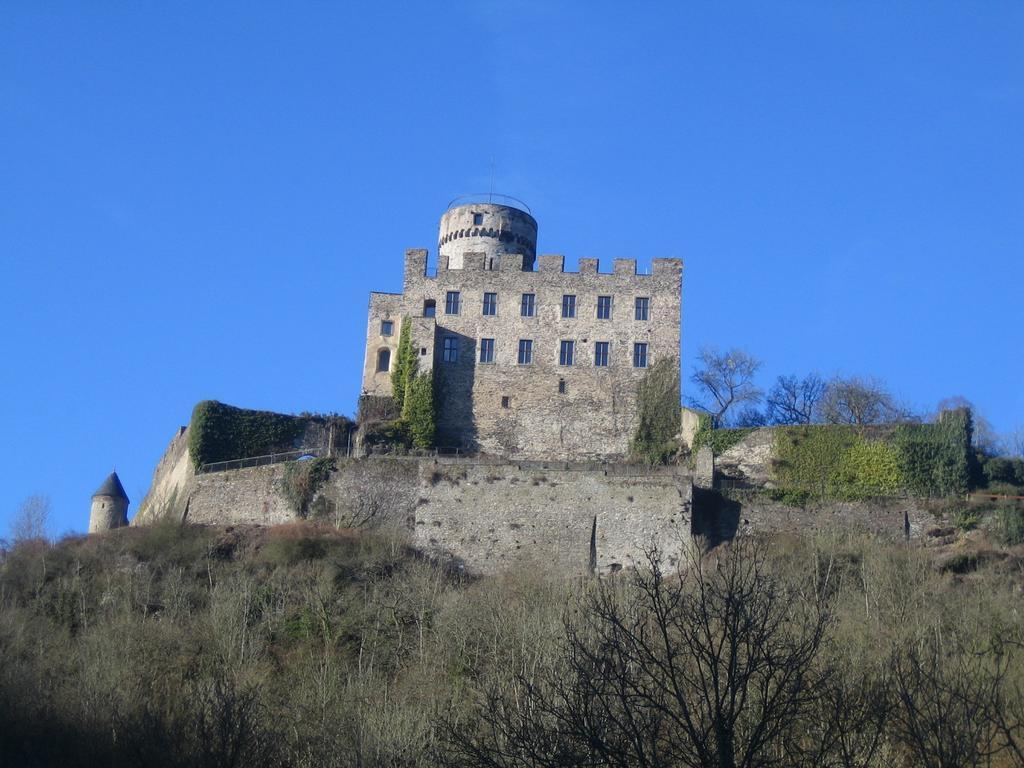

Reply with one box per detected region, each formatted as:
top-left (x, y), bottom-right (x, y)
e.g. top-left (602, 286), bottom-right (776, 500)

top-left (983, 457), bottom-right (1024, 488)
top-left (952, 507), bottom-right (981, 532)
top-left (992, 503), bottom-right (1024, 546)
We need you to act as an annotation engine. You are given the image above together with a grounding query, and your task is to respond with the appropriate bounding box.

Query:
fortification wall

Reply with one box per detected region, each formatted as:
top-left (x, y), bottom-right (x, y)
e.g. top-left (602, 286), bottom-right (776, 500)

top-left (138, 447), bottom-right (693, 575)
top-left (185, 464), bottom-right (296, 526)
top-left (694, 489), bottom-right (937, 543)
top-left (134, 426), bottom-right (194, 525)
top-left (411, 460), bottom-right (692, 574)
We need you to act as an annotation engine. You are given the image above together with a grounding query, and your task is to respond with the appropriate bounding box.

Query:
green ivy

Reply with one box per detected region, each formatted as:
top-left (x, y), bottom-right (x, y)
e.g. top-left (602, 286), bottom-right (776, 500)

top-left (691, 423), bottom-right (754, 458)
top-left (403, 373), bottom-right (436, 449)
top-left (188, 401), bottom-right (307, 469)
top-left (770, 415), bottom-right (971, 501)
top-left (390, 316), bottom-right (417, 412)
top-left (630, 357), bottom-right (681, 464)
top-left (893, 411), bottom-right (973, 497)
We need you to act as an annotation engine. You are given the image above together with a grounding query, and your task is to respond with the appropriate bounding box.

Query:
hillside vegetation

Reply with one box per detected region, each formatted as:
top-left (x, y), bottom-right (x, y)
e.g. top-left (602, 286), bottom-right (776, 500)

top-left (4, 522), bottom-right (1024, 767)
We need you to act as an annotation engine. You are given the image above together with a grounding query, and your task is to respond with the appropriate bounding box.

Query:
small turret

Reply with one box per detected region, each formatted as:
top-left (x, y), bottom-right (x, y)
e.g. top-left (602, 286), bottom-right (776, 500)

top-left (89, 471), bottom-right (129, 533)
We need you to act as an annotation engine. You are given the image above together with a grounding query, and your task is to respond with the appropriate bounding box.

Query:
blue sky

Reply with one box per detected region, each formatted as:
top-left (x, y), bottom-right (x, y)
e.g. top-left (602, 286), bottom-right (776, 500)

top-left (2, 2), bottom-right (1022, 536)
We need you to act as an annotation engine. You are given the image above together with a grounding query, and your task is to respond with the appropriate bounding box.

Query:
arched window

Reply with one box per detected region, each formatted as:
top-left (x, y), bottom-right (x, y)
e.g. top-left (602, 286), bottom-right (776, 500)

top-left (376, 348), bottom-right (391, 373)
top-left (423, 299), bottom-right (436, 317)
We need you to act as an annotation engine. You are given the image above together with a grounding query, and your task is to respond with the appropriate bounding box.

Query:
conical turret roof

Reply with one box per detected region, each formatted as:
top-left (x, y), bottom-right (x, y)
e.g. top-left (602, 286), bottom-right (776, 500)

top-left (92, 471), bottom-right (129, 501)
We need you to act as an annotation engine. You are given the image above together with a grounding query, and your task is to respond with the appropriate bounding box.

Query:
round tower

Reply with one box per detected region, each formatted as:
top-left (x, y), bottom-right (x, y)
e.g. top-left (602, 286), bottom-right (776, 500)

top-left (89, 471), bottom-right (129, 533)
top-left (438, 195), bottom-right (537, 271)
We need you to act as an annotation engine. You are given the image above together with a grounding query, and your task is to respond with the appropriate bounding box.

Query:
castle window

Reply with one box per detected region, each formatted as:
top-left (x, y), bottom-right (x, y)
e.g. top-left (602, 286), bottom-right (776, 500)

top-left (559, 340), bottom-right (575, 366)
top-left (520, 293), bottom-right (535, 317)
top-left (479, 338), bottom-right (495, 364)
top-left (473, 212), bottom-right (483, 226)
top-left (594, 341), bottom-right (610, 367)
top-left (482, 292), bottom-right (498, 316)
top-left (423, 299), bottom-right (436, 317)
top-left (517, 339), bottom-right (533, 365)
top-left (633, 342), bottom-right (648, 368)
top-left (380, 320), bottom-right (394, 336)
top-left (501, 396), bottom-right (510, 408)
top-left (597, 296), bottom-right (612, 320)
top-left (376, 348), bottom-right (391, 372)
top-left (420, 347), bottom-right (427, 355)
top-left (561, 294), bottom-right (576, 318)
top-left (558, 379), bottom-right (567, 394)
top-left (635, 296), bottom-right (650, 321)
top-left (445, 291), bottom-right (461, 315)
top-left (443, 336), bottom-right (458, 362)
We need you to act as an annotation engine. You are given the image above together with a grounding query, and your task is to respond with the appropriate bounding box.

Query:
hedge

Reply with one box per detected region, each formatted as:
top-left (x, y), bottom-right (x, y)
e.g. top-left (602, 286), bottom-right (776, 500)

top-left (188, 401), bottom-right (309, 469)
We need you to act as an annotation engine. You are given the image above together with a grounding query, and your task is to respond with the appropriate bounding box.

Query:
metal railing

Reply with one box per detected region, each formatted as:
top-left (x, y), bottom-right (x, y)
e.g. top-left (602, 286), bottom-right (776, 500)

top-left (198, 447), bottom-right (348, 474)
top-left (446, 193), bottom-right (532, 214)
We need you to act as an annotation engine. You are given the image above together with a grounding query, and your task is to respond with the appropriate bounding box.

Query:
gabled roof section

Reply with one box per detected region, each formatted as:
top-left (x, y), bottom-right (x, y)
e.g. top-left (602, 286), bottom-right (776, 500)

top-left (92, 471), bottom-right (129, 501)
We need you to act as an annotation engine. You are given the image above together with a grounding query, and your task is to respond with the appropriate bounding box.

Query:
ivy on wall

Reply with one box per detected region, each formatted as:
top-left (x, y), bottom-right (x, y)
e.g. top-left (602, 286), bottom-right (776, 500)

top-left (773, 426), bottom-right (902, 500)
top-left (188, 401), bottom-right (307, 469)
top-left (700, 408), bottom-right (972, 500)
top-left (403, 373), bottom-right (436, 449)
top-left (390, 317), bottom-right (417, 413)
top-left (893, 409), bottom-right (973, 497)
top-left (691, 413), bottom-right (753, 458)
top-left (630, 357), bottom-right (681, 465)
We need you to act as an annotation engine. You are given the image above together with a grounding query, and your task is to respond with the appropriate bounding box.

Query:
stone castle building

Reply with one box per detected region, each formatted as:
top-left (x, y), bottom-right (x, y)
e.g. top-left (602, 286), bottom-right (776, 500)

top-left (361, 197), bottom-right (683, 459)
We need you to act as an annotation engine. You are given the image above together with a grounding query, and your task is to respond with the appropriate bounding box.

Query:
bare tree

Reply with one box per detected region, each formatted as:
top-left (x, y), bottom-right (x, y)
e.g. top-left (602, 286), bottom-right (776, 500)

top-left (766, 373), bottom-right (827, 425)
top-left (689, 347), bottom-right (763, 426)
top-left (442, 538), bottom-right (833, 768)
top-left (891, 631), bottom-right (1004, 768)
top-left (1008, 426), bottom-right (1024, 460)
top-left (816, 376), bottom-right (906, 425)
top-left (10, 494), bottom-right (50, 543)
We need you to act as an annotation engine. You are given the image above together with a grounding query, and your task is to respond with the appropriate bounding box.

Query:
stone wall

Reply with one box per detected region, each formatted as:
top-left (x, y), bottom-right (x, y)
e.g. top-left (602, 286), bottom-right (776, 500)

top-left (134, 426), bottom-right (194, 525)
top-left (411, 459), bottom-right (692, 574)
top-left (694, 489), bottom-right (935, 544)
top-left (136, 443), bottom-right (693, 575)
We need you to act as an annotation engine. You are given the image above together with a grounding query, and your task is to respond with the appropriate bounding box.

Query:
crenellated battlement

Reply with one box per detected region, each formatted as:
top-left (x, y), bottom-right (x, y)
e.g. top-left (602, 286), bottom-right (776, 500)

top-left (405, 248), bottom-right (682, 283)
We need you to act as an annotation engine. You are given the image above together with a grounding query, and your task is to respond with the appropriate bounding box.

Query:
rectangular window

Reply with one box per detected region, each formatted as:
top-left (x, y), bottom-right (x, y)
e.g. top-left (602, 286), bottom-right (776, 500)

top-left (380, 320), bottom-right (394, 336)
top-left (594, 341), bottom-right (610, 367)
top-left (521, 293), bottom-right (535, 317)
top-left (559, 340), bottom-right (575, 366)
top-left (633, 342), bottom-right (648, 368)
top-left (473, 212), bottom-right (483, 225)
top-left (445, 291), bottom-right (461, 315)
top-left (482, 292), bottom-right (497, 316)
top-left (501, 396), bottom-right (510, 408)
top-left (596, 295), bottom-right (612, 320)
top-left (517, 339), bottom-right (533, 365)
top-left (561, 294), bottom-right (576, 318)
top-left (479, 338), bottom-right (495, 364)
top-left (443, 336), bottom-right (458, 362)
top-left (635, 296), bottom-right (650, 321)
top-left (558, 379), bottom-right (566, 394)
